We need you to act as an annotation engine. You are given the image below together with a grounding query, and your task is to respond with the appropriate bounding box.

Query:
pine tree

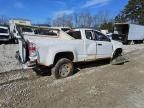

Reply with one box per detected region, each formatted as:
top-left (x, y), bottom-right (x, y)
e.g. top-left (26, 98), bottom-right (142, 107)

top-left (115, 0), bottom-right (144, 25)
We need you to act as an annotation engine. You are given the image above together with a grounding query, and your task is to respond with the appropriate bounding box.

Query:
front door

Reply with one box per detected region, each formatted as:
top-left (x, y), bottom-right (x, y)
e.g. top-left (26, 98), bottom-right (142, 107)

top-left (94, 31), bottom-right (113, 58)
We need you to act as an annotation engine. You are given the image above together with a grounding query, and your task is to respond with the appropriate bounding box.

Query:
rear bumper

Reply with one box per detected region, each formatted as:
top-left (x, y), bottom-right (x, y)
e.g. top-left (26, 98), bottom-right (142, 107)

top-left (15, 51), bottom-right (37, 69)
top-left (23, 57), bottom-right (38, 69)
top-left (22, 61), bottom-right (37, 69)
top-left (29, 56), bottom-right (38, 62)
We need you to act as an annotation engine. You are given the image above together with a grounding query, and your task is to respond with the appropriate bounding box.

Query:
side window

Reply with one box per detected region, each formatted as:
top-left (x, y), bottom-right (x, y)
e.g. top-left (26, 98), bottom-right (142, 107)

top-left (40, 30), bottom-right (58, 36)
top-left (85, 30), bottom-right (95, 40)
top-left (67, 31), bottom-right (82, 39)
top-left (94, 31), bottom-right (110, 42)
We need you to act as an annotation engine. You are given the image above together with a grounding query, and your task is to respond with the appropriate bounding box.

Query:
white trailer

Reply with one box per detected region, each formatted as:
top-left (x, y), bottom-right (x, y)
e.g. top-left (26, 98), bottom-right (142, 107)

top-left (113, 23), bottom-right (144, 44)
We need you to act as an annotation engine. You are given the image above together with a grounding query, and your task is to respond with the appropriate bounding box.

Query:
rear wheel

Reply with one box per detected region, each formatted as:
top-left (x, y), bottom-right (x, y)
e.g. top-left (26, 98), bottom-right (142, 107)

top-left (111, 49), bottom-right (124, 65)
top-left (52, 58), bottom-right (74, 79)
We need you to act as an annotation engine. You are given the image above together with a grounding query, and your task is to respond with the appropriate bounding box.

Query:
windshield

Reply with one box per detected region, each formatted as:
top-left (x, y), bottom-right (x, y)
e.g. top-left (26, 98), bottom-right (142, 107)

top-left (0, 28), bottom-right (8, 33)
top-left (34, 29), bottom-right (58, 36)
top-left (22, 27), bottom-right (33, 33)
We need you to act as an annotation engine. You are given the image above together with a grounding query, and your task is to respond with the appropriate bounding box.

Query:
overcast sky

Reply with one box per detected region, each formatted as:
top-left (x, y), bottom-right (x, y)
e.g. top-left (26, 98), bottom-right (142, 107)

top-left (0, 0), bottom-right (128, 23)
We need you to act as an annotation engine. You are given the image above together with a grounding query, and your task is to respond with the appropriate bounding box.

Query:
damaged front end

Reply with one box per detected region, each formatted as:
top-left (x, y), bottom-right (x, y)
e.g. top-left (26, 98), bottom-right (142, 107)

top-left (111, 54), bottom-right (129, 65)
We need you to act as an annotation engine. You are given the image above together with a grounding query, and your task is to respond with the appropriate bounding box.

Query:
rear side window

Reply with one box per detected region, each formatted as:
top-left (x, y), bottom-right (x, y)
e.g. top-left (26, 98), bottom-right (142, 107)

top-left (67, 31), bottom-right (82, 39)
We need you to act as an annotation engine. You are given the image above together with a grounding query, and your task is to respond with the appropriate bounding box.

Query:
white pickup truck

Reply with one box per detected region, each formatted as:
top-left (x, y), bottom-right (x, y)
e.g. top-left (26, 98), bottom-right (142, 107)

top-left (17, 27), bottom-right (123, 79)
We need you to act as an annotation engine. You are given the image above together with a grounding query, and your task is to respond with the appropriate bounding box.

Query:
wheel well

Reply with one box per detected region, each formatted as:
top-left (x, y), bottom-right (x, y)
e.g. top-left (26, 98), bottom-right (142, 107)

top-left (54, 52), bottom-right (74, 64)
top-left (113, 48), bottom-right (123, 58)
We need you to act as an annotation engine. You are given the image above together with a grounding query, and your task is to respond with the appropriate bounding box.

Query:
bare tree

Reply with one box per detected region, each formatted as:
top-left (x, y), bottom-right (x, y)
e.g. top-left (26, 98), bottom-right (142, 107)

top-left (52, 14), bottom-right (73, 27)
top-left (52, 10), bottom-right (112, 29)
top-left (45, 17), bottom-right (51, 26)
top-left (52, 16), bottom-right (64, 27)
top-left (77, 11), bottom-right (93, 28)
top-left (63, 14), bottom-right (73, 27)
top-left (73, 13), bottom-right (80, 28)
top-left (0, 16), bottom-right (8, 25)
top-left (92, 11), bottom-right (112, 28)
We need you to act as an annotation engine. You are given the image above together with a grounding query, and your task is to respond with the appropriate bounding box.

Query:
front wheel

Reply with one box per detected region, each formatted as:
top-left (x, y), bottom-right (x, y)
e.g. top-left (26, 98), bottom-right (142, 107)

top-left (52, 58), bottom-right (74, 79)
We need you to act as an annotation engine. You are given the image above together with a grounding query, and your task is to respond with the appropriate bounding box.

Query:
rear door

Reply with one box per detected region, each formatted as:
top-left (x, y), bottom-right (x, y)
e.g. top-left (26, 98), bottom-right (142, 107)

top-left (67, 30), bottom-right (85, 61)
top-left (94, 31), bottom-right (113, 58)
top-left (85, 30), bottom-right (97, 60)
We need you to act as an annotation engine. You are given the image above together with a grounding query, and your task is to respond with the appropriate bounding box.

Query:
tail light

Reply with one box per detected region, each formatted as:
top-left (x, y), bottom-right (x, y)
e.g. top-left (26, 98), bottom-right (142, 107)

top-left (28, 42), bottom-right (37, 57)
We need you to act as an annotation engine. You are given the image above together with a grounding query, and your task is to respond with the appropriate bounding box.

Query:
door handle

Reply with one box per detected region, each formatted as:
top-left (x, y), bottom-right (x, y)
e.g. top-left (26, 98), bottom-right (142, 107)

top-left (98, 44), bottom-right (102, 46)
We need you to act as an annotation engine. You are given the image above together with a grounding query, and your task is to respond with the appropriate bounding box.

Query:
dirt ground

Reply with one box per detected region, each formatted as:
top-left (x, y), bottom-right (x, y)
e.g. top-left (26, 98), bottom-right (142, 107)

top-left (0, 44), bottom-right (22, 73)
top-left (0, 44), bottom-right (144, 108)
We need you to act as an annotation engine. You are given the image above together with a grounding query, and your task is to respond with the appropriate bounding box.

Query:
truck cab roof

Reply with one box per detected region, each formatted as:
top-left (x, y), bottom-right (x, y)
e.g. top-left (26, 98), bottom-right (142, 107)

top-left (72, 28), bottom-right (101, 32)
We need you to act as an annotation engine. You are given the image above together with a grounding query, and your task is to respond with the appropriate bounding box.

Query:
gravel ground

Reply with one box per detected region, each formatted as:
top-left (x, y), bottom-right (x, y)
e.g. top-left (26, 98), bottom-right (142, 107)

top-left (0, 44), bottom-right (144, 108)
top-left (123, 44), bottom-right (144, 53)
top-left (0, 44), bottom-right (22, 73)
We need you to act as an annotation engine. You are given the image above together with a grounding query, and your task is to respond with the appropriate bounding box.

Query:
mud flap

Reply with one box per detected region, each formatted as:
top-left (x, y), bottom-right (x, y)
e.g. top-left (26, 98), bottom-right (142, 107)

top-left (111, 55), bottom-right (129, 65)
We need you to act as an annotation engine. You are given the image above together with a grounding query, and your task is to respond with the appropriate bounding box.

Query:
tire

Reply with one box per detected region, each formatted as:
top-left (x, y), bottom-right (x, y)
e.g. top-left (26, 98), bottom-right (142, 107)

top-left (52, 58), bottom-right (74, 79)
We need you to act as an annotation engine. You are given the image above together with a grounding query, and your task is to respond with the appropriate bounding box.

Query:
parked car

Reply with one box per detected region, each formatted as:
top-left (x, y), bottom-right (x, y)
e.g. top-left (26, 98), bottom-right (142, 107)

top-left (0, 26), bottom-right (10, 43)
top-left (16, 27), bottom-right (123, 79)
